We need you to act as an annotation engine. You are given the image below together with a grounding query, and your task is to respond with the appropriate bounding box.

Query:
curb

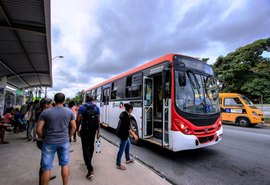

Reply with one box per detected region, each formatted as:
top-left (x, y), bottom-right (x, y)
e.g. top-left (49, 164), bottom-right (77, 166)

top-left (100, 134), bottom-right (174, 185)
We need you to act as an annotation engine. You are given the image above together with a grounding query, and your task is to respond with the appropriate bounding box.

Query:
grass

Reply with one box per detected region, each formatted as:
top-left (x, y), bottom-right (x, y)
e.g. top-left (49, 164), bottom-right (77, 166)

top-left (265, 117), bottom-right (270, 124)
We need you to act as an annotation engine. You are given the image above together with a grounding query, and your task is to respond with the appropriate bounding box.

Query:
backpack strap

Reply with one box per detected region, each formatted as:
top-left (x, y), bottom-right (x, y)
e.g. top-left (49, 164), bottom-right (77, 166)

top-left (83, 103), bottom-right (89, 109)
top-left (83, 103), bottom-right (96, 111)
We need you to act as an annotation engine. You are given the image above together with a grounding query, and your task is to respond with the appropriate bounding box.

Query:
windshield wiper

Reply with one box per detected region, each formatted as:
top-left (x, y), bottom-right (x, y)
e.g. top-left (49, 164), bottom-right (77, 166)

top-left (187, 70), bottom-right (202, 99)
top-left (204, 75), bottom-right (219, 102)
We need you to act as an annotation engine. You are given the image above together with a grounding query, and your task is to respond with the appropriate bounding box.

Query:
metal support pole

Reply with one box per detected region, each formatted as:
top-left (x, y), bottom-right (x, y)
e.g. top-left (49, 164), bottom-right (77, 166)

top-left (45, 87), bottom-right (47, 98)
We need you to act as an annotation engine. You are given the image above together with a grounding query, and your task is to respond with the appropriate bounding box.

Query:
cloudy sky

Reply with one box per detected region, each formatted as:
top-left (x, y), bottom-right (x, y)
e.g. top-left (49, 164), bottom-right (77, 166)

top-left (48, 0), bottom-right (270, 98)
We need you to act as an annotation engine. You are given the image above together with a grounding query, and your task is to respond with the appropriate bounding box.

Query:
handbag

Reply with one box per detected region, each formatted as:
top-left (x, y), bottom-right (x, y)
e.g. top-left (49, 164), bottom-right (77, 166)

top-left (116, 120), bottom-right (121, 137)
top-left (95, 138), bottom-right (101, 153)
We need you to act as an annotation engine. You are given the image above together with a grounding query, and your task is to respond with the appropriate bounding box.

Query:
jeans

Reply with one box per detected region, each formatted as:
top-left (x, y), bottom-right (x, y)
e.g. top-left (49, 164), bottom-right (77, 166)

top-left (41, 142), bottom-right (70, 171)
top-left (116, 138), bottom-right (131, 166)
top-left (80, 127), bottom-right (96, 171)
top-left (28, 120), bottom-right (36, 139)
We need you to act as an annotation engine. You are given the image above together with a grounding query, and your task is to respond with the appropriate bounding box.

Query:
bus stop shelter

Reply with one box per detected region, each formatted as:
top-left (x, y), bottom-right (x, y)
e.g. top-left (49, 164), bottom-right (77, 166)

top-left (0, 0), bottom-right (52, 115)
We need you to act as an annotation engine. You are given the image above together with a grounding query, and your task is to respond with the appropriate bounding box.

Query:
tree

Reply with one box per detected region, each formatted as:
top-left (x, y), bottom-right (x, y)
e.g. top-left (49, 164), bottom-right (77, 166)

top-left (201, 58), bottom-right (209, 63)
top-left (73, 90), bottom-right (84, 105)
top-left (213, 38), bottom-right (270, 103)
top-left (65, 97), bottom-right (71, 104)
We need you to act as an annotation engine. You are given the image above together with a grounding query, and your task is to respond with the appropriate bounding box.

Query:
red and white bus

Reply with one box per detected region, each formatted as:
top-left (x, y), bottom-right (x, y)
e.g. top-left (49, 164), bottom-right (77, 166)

top-left (84, 54), bottom-right (223, 151)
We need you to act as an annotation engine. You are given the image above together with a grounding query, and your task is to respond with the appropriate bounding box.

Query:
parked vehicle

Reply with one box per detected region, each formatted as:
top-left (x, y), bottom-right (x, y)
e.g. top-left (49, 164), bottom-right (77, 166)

top-left (219, 93), bottom-right (264, 127)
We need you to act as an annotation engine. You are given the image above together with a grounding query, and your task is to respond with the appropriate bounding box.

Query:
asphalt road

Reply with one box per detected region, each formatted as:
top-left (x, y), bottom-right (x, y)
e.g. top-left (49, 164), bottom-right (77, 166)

top-left (101, 125), bottom-right (270, 185)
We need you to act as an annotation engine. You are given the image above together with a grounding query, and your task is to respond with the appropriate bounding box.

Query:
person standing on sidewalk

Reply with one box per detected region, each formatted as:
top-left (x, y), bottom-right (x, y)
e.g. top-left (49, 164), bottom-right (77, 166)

top-left (35, 98), bottom-right (56, 185)
top-left (68, 100), bottom-right (77, 142)
top-left (116, 103), bottom-right (138, 170)
top-left (76, 95), bottom-right (100, 179)
top-left (36, 93), bottom-right (76, 185)
top-left (28, 100), bottom-right (39, 141)
top-left (25, 102), bottom-right (33, 139)
top-left (0, 117), bottom-right (9, 144)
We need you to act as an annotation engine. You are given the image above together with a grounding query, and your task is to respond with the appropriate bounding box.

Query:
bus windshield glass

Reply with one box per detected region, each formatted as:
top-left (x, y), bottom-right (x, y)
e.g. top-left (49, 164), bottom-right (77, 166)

top-left (175, 70), bottom-right (220, 115)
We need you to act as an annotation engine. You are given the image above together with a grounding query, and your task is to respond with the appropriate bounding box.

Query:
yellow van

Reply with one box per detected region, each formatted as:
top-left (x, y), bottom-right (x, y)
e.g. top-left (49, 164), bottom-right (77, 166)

top-left (219, 93), bottom-right (264, 127)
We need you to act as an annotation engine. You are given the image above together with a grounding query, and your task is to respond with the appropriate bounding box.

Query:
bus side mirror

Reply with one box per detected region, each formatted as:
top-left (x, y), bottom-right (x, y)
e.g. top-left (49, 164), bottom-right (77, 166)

top-left (179, 72), bottom-right (186, 86)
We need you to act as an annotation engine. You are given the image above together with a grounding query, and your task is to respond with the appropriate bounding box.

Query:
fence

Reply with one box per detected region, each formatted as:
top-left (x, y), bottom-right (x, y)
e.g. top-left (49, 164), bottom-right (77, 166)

top-left (255, 104), bottom-right (270, 118)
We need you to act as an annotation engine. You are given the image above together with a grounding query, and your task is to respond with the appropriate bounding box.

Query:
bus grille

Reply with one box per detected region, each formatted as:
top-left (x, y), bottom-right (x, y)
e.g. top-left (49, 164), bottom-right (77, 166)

top-left (194, 128), bottom-right (215, 134)
top-left (197, 135), bottom-right (215, 144)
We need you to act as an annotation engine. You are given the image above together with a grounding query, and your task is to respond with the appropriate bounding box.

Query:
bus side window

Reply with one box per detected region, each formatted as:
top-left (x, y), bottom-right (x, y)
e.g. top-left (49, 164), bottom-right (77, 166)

top-left (92, 89), bottom-right (97, 100)
top-left (111, 82), bottom-right (117, 100)
top-left (96, 87), bottom-right (101, 101)
top-left (224, 98), bottom-right (243, 107)
top-left (116, 78), bottom-right (125, 99)
top-left (126, 73), bottom-right (142, 98)
top-left (111, 91), bottom-right (116, 99)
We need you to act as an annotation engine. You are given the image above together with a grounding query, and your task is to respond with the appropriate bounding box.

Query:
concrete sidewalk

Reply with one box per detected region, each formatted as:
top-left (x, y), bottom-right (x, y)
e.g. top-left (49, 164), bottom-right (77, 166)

top-left (0, 131), bottom-right (170, 185)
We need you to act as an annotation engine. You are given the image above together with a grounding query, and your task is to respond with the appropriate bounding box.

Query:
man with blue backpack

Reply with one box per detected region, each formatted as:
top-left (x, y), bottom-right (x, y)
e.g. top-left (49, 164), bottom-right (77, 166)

top-left (76, 95), bottom-right (100, 179)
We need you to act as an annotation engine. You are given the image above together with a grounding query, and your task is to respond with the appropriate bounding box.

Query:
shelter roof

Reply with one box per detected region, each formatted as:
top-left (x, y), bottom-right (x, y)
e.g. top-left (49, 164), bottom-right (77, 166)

top-left (0, 0), bottom-right (52, 89)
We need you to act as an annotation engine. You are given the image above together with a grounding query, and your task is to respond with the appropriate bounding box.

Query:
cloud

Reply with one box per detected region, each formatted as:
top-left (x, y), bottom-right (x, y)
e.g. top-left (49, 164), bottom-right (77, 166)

top-left (48, 0), bottom-right (270, 98)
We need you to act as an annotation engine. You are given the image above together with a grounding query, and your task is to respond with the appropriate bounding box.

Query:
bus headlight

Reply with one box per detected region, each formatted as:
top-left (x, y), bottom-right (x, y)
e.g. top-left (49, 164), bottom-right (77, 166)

top-left (173, 119), bottom-right (192, 135)
top-left (252, 111), bottom-right (258, 116)
top-left (175, 120), bottom-right (192, 135)
top-left (180, 123), bottom-right (191, 134)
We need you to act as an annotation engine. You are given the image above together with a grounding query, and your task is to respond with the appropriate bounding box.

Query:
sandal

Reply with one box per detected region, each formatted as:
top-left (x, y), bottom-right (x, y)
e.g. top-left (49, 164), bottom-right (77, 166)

top-left (116, 165), bottom-right (126, 170)
top-left (126, 159), bottom-right (134, 164)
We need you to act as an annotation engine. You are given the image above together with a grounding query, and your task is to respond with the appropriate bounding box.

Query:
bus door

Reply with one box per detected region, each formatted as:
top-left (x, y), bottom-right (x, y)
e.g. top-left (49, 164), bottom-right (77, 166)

top-left (152, 72), bottom-right (170, 146)
top-left (143, 77), bottom-right (153, 138)
top-left (162, 70), bottom-right (170, 147)
top-left (102, 88), bottom-right (110, 125)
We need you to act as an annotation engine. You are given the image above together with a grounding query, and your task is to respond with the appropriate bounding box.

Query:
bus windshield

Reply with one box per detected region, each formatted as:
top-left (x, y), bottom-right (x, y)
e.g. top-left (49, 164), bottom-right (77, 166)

top-left (175, 70), bottom-right (220, 115)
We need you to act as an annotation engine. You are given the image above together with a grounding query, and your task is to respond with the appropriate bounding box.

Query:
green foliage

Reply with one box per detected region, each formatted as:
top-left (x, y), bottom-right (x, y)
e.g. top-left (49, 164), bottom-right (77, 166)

top-left (65, 90), bottom-right (84, 105)
top-left (202, 58), bottom-right (209, 62)
top-left (213, 38), bottom-right (270, 103)
top-left (73, 90), bottom-right (84, 105)
top-left (65, 97), bottom-right (71, 104)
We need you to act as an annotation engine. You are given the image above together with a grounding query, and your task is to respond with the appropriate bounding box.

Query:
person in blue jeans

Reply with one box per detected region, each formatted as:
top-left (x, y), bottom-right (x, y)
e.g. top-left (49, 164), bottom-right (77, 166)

top-left (116, 103), bottom-right (138, 170)
top-left (36, 93), bottom-right (76, 185)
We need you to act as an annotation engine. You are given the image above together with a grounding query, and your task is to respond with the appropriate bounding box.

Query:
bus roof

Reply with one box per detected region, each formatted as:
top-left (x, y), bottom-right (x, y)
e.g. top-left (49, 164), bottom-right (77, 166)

top-left (84, 53), bottom-right (197, 92)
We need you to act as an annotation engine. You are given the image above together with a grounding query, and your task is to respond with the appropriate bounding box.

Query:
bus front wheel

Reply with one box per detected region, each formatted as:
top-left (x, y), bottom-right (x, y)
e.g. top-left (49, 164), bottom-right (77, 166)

top-left (129, 119), bottom-right (140, 145)
top-left (237, 117), bottom-right (250, 127)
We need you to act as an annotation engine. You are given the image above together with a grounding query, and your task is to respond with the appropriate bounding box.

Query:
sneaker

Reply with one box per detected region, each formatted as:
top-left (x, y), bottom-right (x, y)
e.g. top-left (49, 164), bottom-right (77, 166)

top-left (126, 158), bottom-right (134, 164)
top-left (86, 171), bottom-right (94, 179)
top-left (116, 165), bottom-right (126, 170)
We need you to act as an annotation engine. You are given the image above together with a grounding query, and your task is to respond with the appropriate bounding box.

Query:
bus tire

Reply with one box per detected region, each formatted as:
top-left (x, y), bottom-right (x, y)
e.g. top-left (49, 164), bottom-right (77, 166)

top-left (237, 117), bottom-right (250, 127)
top-left (129, 118), bottom-right (140, 145)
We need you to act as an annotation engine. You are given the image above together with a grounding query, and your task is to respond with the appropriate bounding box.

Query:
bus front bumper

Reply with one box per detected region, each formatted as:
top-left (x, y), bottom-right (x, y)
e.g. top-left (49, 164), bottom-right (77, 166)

top-left (170, 126), bottom-right (223, 152)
